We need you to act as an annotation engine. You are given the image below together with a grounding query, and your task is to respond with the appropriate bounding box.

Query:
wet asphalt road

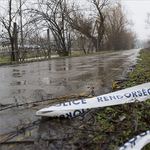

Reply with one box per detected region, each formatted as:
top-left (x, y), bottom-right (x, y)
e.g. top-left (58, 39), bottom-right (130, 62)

top-left (0, 49), bottom-right (140, 149)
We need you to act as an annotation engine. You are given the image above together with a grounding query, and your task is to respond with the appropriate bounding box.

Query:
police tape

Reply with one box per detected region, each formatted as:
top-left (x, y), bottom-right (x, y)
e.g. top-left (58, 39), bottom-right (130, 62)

top-left (119, 130), bottom-right (150, 150)
top-left (36, 82), bottom-right (150, 117)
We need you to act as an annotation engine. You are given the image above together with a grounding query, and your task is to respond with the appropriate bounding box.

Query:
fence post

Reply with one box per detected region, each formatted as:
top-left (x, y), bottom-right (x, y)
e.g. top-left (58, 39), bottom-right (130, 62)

top-left (14, 22), bottom-right (19, 61)
top-left (47, 29), bottom-right (51, 58)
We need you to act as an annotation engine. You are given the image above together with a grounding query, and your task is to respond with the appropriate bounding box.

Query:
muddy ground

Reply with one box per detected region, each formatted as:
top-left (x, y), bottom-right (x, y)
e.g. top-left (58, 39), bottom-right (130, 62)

top-left (0, 49), bottom-right (141, 150)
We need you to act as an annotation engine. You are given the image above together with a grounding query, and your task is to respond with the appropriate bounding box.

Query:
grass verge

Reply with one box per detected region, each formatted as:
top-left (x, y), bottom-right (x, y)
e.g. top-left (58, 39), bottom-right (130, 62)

top-left (104, 49), bottom-right (150, 149)
top-left (0, 50), bottom-right (114, 66)
top-left (125, 48), bottom-right (150, 87)
top-left (75, 49), bottom-right (150, 149)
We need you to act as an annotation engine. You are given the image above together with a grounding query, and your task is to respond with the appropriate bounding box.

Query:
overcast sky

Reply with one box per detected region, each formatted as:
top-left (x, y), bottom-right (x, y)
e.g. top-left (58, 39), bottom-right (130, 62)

top-left (0, 0), bottom-right (150, 41)
top-left (121, 0), bottom-right (150, 40)
top-left (77, 0), bottom-right (150, 40)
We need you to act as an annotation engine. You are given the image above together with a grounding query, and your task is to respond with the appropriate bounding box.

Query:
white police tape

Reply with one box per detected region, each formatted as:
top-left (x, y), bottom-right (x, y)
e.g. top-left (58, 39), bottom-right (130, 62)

top-left (36, 82), bottom-right (150, 118)
top-left (119, 130), bottom-right (150, 150)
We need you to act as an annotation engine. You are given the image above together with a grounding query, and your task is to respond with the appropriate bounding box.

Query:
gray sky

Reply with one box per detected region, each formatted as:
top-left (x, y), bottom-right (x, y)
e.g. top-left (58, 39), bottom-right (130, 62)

top-left (0, 0), bottom-right (150, 40)
top-left (78, 0), bottom-right (150, 40)
top-left (122, 0), bottom-right (150, 40)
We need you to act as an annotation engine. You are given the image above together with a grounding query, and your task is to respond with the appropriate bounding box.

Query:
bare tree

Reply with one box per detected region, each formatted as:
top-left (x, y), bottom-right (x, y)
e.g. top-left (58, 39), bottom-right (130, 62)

top-left (0, 0), bottom-right (17, 61)
top-left (145, 13), bottom-right (150, 48)
top-left (29, 0), bottom-right (73, 56)
top-left (67, 0), bottom-right (112, 52)
top-left (0, 0), bottom-right (29, 61)
top-left (91, 0), bottom-right (110, 51)
top-left (145, 13), bottom-right (150, 28)
top-left (104, 3), bottom-right (136, 50)
top-left (67, 10), bottom-right (96, 50)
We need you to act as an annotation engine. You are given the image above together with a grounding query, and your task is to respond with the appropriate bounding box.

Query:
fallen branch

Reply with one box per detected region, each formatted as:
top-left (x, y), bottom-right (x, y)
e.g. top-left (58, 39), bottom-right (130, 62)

top-left (0, 140), bottom-right (34, 144)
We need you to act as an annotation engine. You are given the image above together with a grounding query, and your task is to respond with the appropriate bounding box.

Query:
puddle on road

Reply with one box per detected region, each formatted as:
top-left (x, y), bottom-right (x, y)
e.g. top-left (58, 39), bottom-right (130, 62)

top-left (12, 69), bottom-right (26, 78)
top-left (10, 80), bottom-right (27, 86)
top-left (49, 59), bottom-right (72, 72)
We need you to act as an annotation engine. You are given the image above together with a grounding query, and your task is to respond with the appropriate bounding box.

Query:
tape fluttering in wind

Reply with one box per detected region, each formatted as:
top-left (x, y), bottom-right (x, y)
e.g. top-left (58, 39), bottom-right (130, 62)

top-left (119, 130), bottom-right (150, 150)
top-left (36, 82), bottom-right (150, 118)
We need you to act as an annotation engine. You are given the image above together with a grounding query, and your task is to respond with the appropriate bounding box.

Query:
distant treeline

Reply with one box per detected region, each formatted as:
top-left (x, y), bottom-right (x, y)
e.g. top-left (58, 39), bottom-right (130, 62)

top-left (0, 0), bottom-right (137, 61)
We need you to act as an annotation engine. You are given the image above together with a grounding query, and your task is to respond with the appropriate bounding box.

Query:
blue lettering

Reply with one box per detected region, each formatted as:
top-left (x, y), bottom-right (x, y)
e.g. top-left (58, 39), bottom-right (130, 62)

top-left (132, 91), bottom-right (138, 97)
top-left (66, 112), bottom-right (72, 118)
top-left (73, 101), bottom-right (80, 105)
top-left (63, 102), bottom-right (68, 106)
top-left (81, 99), bottom-right (86, 104)
top-left (140, 131), bottom-right (147, 137)
top-left (68, 101), bottom-right (72, 106)
top-left (124, 93), bottom-right (131, 98)
top-left (142, 89), bottom-right (148, 96)
top-left (128, 137), bottom-right (137, 148)
top-left (116, 95), bottom-right (123, 99)
top-left (73, 110), bottom-right (82, 117)
top-left (121, 145), bottom-right (127, 150)
top-left (104, 96), bottom-right (109, 101)
top-left (82, 109), bottom-right (85, 113)
top-left (55, 103), bottom-right (62, 107)
top-left (120, 131), bottom-right (150, 150)
top-left (147, 88), bottom-right (150, 95)
top-left (97, 97), bottom-right (103, 102)
top-left (109, 96), bottom-right (116, 100)
top-left (137, 90), bottom-right (142, 97)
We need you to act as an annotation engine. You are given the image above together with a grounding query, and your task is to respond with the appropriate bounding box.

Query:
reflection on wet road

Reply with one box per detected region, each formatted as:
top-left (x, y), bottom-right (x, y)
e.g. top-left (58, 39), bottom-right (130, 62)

top-left (0, 49), bottom-right (140, 140)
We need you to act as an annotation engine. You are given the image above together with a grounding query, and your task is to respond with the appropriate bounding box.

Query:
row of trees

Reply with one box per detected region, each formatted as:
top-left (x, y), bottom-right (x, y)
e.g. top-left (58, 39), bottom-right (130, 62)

top-left (0, 0), bottom-right (137, 61)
